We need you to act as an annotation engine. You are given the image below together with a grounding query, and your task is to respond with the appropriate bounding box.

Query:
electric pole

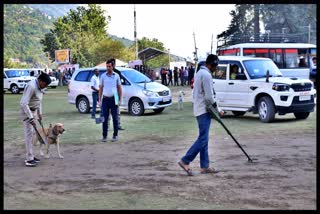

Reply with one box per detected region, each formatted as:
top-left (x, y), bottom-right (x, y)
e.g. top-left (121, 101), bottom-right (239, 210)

top-left (134, 5), bottom-right (138, 60)
top-left (193, 31), bottom-right (198, 63)
top-left (210, 33), bottom-right (213, 54)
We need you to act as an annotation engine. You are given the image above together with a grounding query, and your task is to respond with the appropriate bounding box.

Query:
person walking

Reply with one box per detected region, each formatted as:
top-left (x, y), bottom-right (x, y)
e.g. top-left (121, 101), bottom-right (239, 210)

top-left (19, 73), bottom-right (52, 167)
top-left (110, 58), bottom-right (125, 130)
top-left (90, 68), bottom-right (100, 119)
top-left (99, 59), bottom-right (122, 142)
top-left (178, 54), bottom-right (222, 176)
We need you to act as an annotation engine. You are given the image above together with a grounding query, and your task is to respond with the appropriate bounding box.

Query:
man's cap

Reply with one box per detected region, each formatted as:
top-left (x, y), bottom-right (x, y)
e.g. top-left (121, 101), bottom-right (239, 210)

top-left (206, 54), bottom-right (219, 66)
top-left (38, 72), bottom-right (52, 85)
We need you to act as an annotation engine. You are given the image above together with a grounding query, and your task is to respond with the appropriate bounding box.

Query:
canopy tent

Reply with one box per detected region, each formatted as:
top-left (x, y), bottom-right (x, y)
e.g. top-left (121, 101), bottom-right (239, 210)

top-left (95, 59), bottom-right (128, 67)
top-left (138, 47), bottom-right (168, 62)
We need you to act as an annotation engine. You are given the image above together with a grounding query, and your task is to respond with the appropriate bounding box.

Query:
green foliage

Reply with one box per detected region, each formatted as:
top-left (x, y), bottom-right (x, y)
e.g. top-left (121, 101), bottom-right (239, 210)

top-left (4, 4), bottom-right (53, 66)
top-left (42, 4), bottom-right (110, 67)
top-left (217, 4), bottom-right (316, 44)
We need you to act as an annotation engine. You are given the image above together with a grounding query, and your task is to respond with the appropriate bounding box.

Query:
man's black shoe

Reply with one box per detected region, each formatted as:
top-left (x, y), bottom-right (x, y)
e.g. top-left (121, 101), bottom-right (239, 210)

top-left (25, 160), bottom-right (37, 167)
top-left (118, 127), bottom-right (125, 131)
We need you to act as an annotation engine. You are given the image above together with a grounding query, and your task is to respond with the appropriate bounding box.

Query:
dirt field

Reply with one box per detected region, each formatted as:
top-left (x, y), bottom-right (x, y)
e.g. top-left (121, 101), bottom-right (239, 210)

top-left (3, 87), bottom-right (317, 209)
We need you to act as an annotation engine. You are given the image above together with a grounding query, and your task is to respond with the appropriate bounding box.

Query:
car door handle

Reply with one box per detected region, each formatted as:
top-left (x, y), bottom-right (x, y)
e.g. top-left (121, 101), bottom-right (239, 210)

top-left (228, 82), bottom-right (234, 85)
top-left (212, 81), bottom-right (215, 84)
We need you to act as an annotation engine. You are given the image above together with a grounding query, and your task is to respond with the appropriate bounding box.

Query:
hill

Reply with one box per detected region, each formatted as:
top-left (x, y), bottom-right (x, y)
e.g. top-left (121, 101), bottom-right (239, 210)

top-left (4, 4), bottom-right (54, 66)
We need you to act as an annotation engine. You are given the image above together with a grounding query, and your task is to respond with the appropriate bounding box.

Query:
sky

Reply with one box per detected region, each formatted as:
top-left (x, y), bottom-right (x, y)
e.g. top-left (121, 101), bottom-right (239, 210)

top-left (99, 4), bottom-right (235, 61)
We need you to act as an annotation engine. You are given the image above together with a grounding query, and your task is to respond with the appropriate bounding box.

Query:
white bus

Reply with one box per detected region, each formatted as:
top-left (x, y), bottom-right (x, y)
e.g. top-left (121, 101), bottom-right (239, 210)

top-left (216, 43), bottom-right (316, 80)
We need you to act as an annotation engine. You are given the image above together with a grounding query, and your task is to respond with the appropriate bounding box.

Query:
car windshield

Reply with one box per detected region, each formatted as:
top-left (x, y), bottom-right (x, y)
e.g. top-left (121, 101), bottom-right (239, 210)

top-left (243, 59), bottom-right (283, 79)
top-left (121, 69), bottom-right (152, 83)
top-left (5, 70), bottom-right (30, 78)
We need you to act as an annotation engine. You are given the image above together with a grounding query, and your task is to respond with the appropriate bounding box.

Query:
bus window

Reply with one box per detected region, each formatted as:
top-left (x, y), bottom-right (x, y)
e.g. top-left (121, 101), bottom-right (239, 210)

top-left (255, 49), bottom-right (269, 58)
top-left (269, 49), bottom-right (284, 68)
top-left (297, 48), bottom-right (308, 68)
top-left (284, 49), bottom-right (298, 68)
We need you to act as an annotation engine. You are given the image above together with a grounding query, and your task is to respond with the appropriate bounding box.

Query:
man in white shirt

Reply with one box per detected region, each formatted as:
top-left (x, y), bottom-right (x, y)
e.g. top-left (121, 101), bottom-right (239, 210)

top-left (90, 68), bottom-right (100, 119)
top-left (19, 73), bottom-right (51, 167)
top-left (178, 54), bottom-right (222, 176)
top-left (99, 59), bottom-right (122, 142)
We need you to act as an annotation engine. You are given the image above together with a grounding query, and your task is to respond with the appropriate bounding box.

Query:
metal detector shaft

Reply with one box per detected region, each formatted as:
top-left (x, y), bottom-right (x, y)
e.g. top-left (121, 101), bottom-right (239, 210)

top-left (206, 102), bottom-right (253, 162)
top-left (38, 119), bottom-right (46, 136)
top-left (32, 123), bottom-right (46, 145)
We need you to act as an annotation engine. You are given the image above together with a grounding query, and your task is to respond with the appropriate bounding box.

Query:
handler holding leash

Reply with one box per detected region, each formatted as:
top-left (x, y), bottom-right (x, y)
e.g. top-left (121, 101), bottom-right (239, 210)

top-left (19, 73), bottom-right (51, 167)
top-left (178, 54), bottom-right (223, 176)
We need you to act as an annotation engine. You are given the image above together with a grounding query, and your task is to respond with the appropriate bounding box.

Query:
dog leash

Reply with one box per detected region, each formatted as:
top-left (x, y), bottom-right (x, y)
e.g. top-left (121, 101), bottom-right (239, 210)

top-left (38, 119), bottom-right (49, 144)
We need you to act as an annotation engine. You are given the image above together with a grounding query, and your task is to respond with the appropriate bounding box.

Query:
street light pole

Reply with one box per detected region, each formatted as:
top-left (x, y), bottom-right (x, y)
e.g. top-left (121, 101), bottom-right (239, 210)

top-left (168, 49), bottom-right (170, 69)
top-left (134, 4), bottom-right (138, 60)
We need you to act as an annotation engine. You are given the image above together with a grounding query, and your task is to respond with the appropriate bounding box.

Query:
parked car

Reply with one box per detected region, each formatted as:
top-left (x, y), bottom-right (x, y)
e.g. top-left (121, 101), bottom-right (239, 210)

top-left (3, 68), bottom-right (36, 94)
top-left (195, 56), bottom-right (316, 122)
top-left (67, 67), bottom-right (172, 116)
top-left (28, 68), bottom-right (59, 88)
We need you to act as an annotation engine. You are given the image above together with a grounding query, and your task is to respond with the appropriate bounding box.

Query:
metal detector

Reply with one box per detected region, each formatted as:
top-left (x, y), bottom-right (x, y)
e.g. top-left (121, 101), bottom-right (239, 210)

top-left (205, 101), bottom-right (257, 163)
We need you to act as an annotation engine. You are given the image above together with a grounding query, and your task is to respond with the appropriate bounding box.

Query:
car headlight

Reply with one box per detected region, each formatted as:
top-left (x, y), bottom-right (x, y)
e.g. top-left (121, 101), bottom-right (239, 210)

top-left (272, 83), bottom-right (290, 91)
top-left (142, 89), bottom-right (158, 97)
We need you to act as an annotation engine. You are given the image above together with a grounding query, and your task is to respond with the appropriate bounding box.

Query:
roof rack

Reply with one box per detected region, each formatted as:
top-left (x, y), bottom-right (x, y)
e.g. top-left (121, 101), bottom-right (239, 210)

top-left (217, 32), bottom-right (309, 49)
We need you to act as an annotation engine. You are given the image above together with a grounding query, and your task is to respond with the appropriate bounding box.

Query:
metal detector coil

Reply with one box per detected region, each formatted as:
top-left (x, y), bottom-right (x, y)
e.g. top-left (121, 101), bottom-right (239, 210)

top-left (205, 101), bottom-right (256, 163)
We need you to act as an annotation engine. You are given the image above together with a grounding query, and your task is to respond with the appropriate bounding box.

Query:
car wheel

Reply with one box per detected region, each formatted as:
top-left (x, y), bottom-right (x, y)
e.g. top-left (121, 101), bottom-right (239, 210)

top-left (258, 96), bottom-right (275, 123)
top-left (77, 97), bottom-right (90, 114)
top-left (10, 84), bottom-right (20, 94)
top-left (153, 108), bottom-right (165, 114)
top-left (51, 86), bottom-right (57, 88)
top-left (294, 112), bottom-right (310, 120)
top-left (129, 98), bottom-right (144, 116)
top-left (232, 111), bottom-right (246, 117)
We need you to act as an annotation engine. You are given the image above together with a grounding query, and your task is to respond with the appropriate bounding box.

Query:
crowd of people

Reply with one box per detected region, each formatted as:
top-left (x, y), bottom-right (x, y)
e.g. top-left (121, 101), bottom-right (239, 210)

top-left (159, 65), bottom-right (195, 87)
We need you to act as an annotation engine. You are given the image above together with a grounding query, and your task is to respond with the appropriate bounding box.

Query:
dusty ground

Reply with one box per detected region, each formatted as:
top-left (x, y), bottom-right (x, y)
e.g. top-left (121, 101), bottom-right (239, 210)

top-left (3, 87), bottom-right (317, 209)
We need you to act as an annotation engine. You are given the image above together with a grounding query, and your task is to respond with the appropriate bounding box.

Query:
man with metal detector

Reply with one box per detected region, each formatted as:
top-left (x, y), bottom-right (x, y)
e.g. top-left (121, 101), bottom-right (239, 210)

top-left (178, 54), bottom-right (223, 176)
top-left (19, 72), bottom-right (51, 167)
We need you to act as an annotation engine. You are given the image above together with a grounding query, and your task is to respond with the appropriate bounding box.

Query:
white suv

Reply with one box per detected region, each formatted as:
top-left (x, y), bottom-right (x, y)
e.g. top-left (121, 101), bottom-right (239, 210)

top-left (3, 68), bottom-right (36, 94)
top-left (197, 56), bottom-right (316, 122)
top-left (67, 67), bottom-right (172, 116)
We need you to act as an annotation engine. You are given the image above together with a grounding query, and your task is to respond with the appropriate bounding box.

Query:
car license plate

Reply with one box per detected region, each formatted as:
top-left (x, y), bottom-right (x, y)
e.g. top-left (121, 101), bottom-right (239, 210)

top-left (163, 96), bottom-right (170, 102)
top-left (299, 95), bottom-right (310, 101)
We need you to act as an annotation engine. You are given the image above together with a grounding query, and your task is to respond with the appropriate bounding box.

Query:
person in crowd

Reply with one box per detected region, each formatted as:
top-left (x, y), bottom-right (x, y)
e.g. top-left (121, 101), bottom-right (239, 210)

top-left (19, 73), bottom-right (52, 167)
top-left (167, 68), bottom-right (173, 86)
top-left (173, 67), bottom-right (179, 86)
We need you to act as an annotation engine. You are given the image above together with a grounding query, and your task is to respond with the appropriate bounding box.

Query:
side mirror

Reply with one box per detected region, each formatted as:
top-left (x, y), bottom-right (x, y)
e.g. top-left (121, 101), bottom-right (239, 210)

top-left (236, 73), bottom-right (247, 80)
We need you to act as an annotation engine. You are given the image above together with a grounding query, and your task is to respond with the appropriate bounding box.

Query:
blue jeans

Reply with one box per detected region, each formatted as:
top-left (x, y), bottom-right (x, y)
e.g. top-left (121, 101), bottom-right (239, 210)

top-left (181, 112), bottom-right (211, 168)
top-left (102, 96), bottom-right (118, 138)
top-left (91, 92), bottom-right (98, 117)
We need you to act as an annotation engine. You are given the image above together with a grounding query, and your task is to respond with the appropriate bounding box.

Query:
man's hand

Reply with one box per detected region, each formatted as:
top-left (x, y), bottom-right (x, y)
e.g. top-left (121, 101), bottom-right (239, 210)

top-left (38, 114), bottom-right (42, 121)
top-left (29, 118), bottom-right (36, 126)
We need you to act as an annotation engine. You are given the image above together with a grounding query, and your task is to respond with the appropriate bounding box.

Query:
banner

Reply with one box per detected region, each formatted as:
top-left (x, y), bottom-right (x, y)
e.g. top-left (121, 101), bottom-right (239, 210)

top-left (55, 49), bottom-right (70, 64)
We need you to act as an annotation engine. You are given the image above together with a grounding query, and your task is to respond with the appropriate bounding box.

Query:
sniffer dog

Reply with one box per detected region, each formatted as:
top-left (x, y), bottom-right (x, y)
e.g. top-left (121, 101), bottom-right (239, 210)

top-left (177, 90), bottom-right (186, 110)
top-left (32, 123), bottom-right (65, 159)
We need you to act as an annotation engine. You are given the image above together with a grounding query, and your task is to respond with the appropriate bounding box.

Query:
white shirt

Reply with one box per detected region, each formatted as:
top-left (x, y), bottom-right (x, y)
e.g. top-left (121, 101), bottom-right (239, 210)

top-left (100, 72), bottom-right (121, 97)
top-left (192, 65), bottom-right (217, 117)
top-left (90, 74), bottom-right (100, 92)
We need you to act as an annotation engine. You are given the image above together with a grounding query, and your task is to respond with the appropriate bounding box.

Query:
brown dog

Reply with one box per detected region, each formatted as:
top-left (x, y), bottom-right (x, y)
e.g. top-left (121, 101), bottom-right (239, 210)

top-left (32, 123), bottom-right (65, 159)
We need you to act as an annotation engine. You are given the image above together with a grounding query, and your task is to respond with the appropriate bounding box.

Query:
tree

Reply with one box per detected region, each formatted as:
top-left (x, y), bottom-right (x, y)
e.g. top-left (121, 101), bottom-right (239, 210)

top-left (41, 4), bottom-right (110, 67)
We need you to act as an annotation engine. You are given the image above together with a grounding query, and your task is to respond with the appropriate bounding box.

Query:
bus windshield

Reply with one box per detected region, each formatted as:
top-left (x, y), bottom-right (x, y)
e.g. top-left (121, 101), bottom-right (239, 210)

top-left (243, 59), bottom-right (283, 79)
